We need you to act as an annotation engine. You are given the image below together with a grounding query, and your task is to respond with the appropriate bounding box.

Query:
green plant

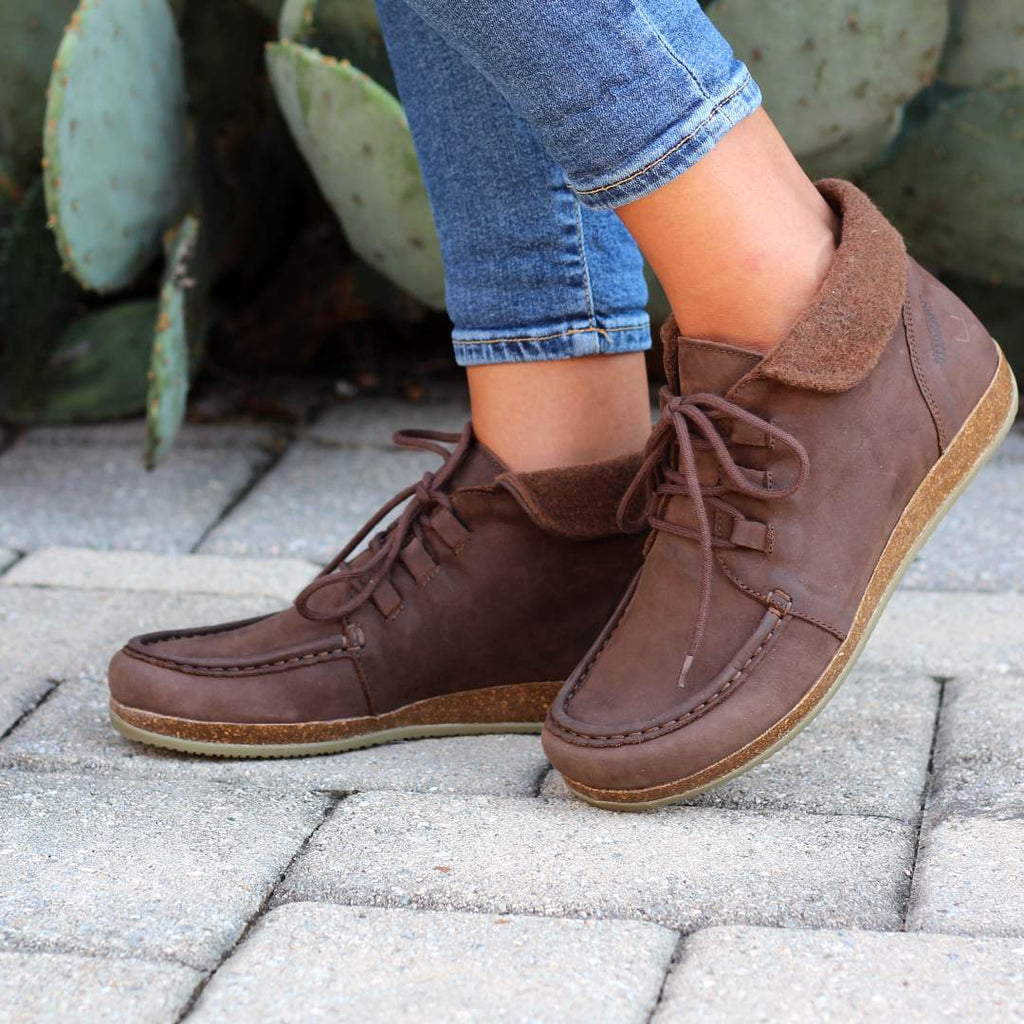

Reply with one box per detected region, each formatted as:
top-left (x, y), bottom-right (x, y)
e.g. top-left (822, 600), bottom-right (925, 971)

top-left (266, 41), bottom-right (444, 309)
top-left (706, 0), bottom-right (949, 174)
top-left (866, 86), bottom-right (1024, 287)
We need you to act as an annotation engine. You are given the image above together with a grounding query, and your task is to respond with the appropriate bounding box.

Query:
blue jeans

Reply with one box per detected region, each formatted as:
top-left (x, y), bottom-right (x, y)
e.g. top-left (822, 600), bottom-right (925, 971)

top-left (375, 0), bottom-right (761, 366)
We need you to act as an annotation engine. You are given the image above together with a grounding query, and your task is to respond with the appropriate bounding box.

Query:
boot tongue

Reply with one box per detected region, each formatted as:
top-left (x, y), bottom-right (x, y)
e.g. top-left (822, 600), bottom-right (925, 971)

top-left (663, 322), bottom-right (763, 398)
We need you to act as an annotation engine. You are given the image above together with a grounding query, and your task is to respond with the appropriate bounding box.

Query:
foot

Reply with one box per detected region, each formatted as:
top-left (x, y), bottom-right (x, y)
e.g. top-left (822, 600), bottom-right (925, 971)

top-left (108, 426), bottom-right (644, 757)
top-left (542, 180), bottom-right (1018, 809)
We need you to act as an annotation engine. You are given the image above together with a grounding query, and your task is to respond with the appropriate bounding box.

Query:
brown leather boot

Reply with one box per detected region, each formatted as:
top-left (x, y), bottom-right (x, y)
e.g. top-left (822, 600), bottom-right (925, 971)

top-left (108, 427), bottom-right (644, 756)
top-left (543, 180), bottom-right (1018, 809)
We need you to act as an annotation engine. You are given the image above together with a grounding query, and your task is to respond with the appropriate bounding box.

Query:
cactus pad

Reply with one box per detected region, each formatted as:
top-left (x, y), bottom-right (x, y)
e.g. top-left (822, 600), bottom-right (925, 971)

top-left (866, 86), bottom-right (1024, 287)
top-left (706, 0), bottom-right (949, 160)
top-left (5, 298), bottom-right (156, 423)
top-left (0, 2), bottom-right (79, 186)
top-left (43, 0), bottom-right (188, 293)
top-left (266, 41), bottom-right (444, 309)
top-left (939, 1), bottom-right (1023, 91)
top-left (278, 0), bottom-right (396, 94)
top-left (145, 215), bottom-right (198, 468)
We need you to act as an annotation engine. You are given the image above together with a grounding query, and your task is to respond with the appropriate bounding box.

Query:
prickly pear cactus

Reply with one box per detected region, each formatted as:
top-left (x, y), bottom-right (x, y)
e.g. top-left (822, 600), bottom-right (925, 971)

top-left (0, 178), bottom-right (80, 417)
top-left (866, 86), bottom-right (1024, 287)
top-left (939, 0), bottom-right (1023, 91)
top-left (801, 108), bottom-right (903, 180)
top-left (266, 41), bottom-right (444, 309)
top-left (42, 0), bottom-right (188, 293)
top-left (5, 298), bottom-right (156, 423)
top-left (145, 215), bottom-right (198, 468)
top-left (0, 2), bottom-right (79, 187)
top-left (706, 0), bottom-right (950, 163)
top-left (278, 0), bottom-right (396, 94)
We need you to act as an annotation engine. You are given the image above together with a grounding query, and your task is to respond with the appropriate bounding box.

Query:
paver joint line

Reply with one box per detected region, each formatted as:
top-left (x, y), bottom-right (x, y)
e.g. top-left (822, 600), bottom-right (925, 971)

top-left (901, 676), bottom-right (948, 931)
top-left (0, 678), bottom-right (59, 744)
top-left (172, 791), bottom-right (347, 1023)
top-left (187, 442), bottom-right (291, 555)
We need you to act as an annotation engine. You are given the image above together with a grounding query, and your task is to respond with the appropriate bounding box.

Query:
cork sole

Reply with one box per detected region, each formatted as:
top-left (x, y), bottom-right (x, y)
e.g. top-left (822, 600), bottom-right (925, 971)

top-left (564, 351), bottom-right (1018, 810)
top-left (110, 680), bottom-right (561, 758)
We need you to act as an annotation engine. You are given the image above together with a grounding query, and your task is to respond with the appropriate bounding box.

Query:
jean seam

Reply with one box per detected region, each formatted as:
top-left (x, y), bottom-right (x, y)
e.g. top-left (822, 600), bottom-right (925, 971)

top-left (573, 71), bottom-right (752, 197)
top-left (635, 6), bottom-right (709, 101)
top-left (571, 191), bottom-right (598, 326)
top-left (453, 322), bottom-right (648, 346)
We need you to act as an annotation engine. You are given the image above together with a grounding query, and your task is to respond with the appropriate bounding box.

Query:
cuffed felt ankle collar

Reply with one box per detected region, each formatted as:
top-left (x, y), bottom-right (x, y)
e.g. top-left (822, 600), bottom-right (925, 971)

top-left (496, 452), bottom-right (645, 539)
top-left (661, 179), bottom-right (908, 396)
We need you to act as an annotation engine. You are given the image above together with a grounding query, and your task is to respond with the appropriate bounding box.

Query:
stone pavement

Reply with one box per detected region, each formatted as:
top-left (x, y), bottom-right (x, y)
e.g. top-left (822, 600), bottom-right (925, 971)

top-left (0, 396), bottom-right (1021, 1023)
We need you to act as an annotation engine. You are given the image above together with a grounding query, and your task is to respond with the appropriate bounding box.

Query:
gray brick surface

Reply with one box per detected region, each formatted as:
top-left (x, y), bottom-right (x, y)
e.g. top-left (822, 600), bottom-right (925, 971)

top-left (0, 770), bottom-right (328, 968)
top-left (191, 903), bottom-right (675, 1024)
top-left (198, 442), bottom-right (435, 561)
top-left (0, 550), bottom-right (16, 575)
top-left (4, 547), bottom-right (317, 601)
top-left (929, 674), bottom-right (1024, 818)
top-left (0, 679), bottom-right (549, 798)
top-left (907, 816), bottom-right (1024, 937)
top-left (540, 668), bottom-right (937, 820)
top-left (653, 926), bottom-right (1024, 1023)
top-left (0, 678), bottom-right (52, 741)
top-left (309, 396), bottom-right (470, 446)
top-left (904, 457), bottom-right (1024, 592)
top-left (276, 792), bottom-right (914, 931)
top-left (0, 439), bottom-right (269, 553)
top-left (862, 590), bottom-right (1024, 676)
top-left (0, 586), bottom-right (281, 684)
top-left (0, 951), bottom-right (199, 1024)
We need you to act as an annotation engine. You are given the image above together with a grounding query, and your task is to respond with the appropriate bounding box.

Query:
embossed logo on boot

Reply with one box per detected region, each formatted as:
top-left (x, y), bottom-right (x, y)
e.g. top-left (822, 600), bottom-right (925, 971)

top-left (921, 298), bottom-right (946, 365)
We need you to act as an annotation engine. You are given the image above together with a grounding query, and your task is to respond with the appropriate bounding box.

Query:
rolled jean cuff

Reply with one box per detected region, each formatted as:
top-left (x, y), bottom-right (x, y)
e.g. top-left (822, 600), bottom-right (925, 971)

top-left (569, 72), bottom-right (763, 210)
top-left (452, 313), bottom-right (652, 366)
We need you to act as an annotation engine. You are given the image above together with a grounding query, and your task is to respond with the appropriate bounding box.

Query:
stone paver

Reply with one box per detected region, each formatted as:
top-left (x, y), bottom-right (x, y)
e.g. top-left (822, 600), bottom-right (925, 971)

top-left (861, 590), bottom-right (1024, 676)
top-left (0, 679), bottom-right (549, 798)
top-left (310, 396), bottom-right (470, 446)
top-left (191, 902), bottom-right (675, 1023)
top-left (0, 770), bottom-right (328, 969)
top-left (0, 439), bottom-right (270, 553)
top-left (907, 816), bottom-right (1024, 937)
top-left (541, 668), bottom-right (937, 820)
top-left (276, 792), bottom-right (914, 931)
top-left (0, 586), bottom-right (281, 684)
top-left (0, 550), bottom-right (17, 575)
top-left (0, 678), bottom-right (52, 742)
top-left (199, 442), bottom-right (436, 561)
top-left (929, 674), bottom-right (1024, 818)
top-left (0, 951), bottom-right (199, 1024)
top-left (3, 547), bottom-right (317, 602)
top-left (905, 456), bottom-right (1024, 593)
top-left (654, 925), bottom-right (1024, 1023)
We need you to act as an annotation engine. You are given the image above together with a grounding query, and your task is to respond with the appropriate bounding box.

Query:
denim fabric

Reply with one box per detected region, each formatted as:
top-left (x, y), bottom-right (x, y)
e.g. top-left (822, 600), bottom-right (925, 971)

top-left (376, 0), bottom-right (760, 365)
top-left (389, 0), bottom-right (761, 210)
top-left (378, 0), bottom-right (652, 366)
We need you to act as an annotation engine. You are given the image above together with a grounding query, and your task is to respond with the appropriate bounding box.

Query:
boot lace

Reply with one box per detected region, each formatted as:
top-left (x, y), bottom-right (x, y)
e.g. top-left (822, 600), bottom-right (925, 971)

top-left (295, 424), bottom-right (474, 621)
top-left (618, 387), bottom-right (810, 687)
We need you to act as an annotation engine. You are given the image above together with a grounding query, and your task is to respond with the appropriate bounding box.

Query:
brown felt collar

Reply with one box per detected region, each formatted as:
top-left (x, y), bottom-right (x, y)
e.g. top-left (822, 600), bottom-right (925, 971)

top-left (495, 452), bottom-right (644, 539)
top-left (662, 179), bottom-right (907, 394)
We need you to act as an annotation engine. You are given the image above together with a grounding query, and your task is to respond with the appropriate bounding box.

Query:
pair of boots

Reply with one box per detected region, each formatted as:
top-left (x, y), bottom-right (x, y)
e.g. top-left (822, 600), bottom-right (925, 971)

top-left (108, 183), bottom-right (1017, 810)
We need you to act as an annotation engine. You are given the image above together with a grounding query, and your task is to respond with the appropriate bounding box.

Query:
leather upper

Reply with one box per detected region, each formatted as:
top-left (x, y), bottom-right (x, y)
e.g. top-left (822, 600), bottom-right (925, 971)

top-left (109, 429), bottom-right (645, 724)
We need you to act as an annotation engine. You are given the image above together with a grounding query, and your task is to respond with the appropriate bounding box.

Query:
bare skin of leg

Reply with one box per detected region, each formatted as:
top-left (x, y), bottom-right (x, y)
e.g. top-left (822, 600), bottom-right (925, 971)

top-left (469, 108), bottom-right (837, 470)
top-left (467, 352), bottom-right (652, 472)
top-left (617, 108), bottom-right (839, 354)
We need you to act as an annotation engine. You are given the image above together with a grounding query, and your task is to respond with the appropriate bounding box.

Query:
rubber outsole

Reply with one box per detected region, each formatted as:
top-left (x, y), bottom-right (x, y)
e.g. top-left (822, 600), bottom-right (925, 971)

top-left (562, 350), bottom-right (1019, 811)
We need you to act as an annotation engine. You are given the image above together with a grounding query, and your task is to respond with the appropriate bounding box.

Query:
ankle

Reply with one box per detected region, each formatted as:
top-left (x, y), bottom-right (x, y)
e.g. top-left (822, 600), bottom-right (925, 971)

top-left (671, 201), bottom-right (839, 354)
top-left (467, 353), bottom-right (652, 472)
